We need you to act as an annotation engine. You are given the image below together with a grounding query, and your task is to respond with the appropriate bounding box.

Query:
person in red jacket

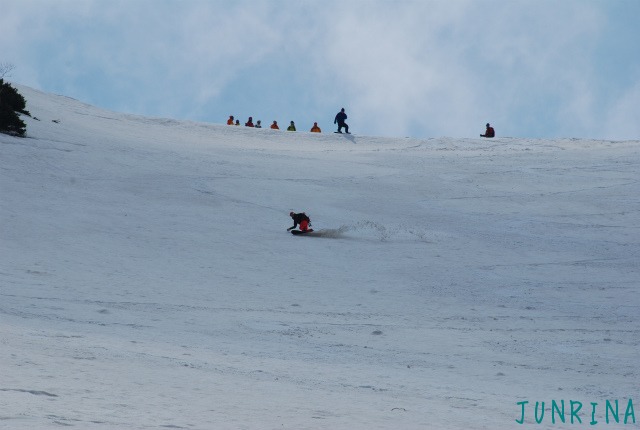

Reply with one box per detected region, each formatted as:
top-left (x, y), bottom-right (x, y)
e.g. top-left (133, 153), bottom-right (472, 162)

top-left (245, 117), bottom-right (254, 127)
top-left (481, 123), bottom-right (495, 138)
top-left (227, 115), bottom-right (234, 125)
top-left (270, 120), bottom-right (280, 130)
top-left (310, 122), bottom-right (321, 133)
top-left (287, 212), bottom-right (311, 232)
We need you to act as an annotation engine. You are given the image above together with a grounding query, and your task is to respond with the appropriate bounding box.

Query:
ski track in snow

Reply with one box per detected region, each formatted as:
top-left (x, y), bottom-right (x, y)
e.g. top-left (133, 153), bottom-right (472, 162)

top-left (0, 85), bottom-right (639, 429)
top-left (299, 221), bottom-right (432, 242)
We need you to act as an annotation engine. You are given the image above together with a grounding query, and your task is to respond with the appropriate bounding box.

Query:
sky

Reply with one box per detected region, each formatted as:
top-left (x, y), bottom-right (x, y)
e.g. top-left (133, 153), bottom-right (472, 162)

top-left (2, 0), bottom-right (639, 140)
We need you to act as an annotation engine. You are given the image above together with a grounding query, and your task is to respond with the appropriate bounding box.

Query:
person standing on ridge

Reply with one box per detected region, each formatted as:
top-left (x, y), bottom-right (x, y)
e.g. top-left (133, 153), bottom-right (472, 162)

top-left (287, 121), bottom-right (296, 131)
top-left (480, 123), bottom-right (495, 138)
top-left (334, 108), bottom-right (349, 134)
top-left (287, 211), bottom-right (311, 232)
top-left (310, 122), bottom-right (321, 133)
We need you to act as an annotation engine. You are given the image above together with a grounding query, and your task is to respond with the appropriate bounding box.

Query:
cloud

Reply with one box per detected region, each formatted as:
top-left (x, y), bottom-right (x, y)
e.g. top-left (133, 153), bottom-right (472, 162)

top-left (312, 1), bottom-right (611, 138)
top-left (315, 2), bottom-right (482, 136)
top-left (3, 0), bottom-right (639, 139)
top-left (603, 79), bottom-right (640, 140)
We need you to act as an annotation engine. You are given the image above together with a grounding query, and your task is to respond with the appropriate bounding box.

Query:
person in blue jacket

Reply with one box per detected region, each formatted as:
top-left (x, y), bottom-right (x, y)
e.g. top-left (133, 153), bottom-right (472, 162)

top-left (334, 108), bottom-right (349, 134)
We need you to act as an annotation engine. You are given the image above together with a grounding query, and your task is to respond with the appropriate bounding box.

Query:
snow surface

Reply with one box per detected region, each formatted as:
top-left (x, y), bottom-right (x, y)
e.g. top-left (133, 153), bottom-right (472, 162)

top-left (1, 85), bottom-right (639, 429)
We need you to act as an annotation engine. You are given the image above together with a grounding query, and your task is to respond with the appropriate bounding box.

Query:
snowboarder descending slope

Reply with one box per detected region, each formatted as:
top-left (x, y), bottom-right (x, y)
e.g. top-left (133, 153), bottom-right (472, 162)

top-left (334, 108), bottom-right (349, 134)
top-left (287, 211), bottom-right (312, 234)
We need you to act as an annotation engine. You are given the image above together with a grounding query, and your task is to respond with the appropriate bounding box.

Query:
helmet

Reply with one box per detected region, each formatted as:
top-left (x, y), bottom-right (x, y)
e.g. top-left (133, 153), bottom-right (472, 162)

top-left (486, 123), bottom-right (490, 127)
top-left (289, 211), bottom-right (295, 216)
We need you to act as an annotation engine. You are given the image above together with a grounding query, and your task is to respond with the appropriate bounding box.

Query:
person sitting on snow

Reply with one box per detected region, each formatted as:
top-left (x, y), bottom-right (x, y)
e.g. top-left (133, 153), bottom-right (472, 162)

top-left (310, 122), bottom-right (321, 133)
top-left (270, 120), bottom-right (279, 130)
top-left (287, 212), bottom-right (311, 232)
top-left (287, 121), bottom-right (296, 131)
top-left (480, 123), bottom-right (495, 138)
top-left (255, 120), bottom-right (262, 128)
top-left (245, 117), bottom-right (254, 127)
top-left (227, 115), bottom-right (234, 125)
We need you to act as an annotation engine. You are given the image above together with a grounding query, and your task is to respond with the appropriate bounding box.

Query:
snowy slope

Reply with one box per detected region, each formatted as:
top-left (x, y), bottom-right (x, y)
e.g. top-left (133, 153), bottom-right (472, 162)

top-left (1, 85), bottom-right (639, 429)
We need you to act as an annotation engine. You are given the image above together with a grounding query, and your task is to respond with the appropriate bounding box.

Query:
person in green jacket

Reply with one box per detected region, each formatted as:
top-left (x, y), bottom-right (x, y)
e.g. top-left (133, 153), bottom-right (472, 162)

top-left (287, 121), bottom-right (296, 131)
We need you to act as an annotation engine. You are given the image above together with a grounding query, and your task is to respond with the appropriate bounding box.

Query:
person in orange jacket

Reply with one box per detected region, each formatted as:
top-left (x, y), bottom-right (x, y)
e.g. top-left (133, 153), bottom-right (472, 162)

top-left (270, 120), bottom-right (280, 130)
top-left (245, 117), bottom-right (254, 127)
top-left (310, 122), bottom-right (321, 133)
top-left (227, 115), bottom-right (234, 125)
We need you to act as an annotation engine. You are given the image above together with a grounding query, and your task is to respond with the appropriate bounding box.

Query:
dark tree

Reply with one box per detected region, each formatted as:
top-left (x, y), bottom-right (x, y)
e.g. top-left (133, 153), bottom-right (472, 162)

top-left (0, 78), bottom-right (28, 137)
